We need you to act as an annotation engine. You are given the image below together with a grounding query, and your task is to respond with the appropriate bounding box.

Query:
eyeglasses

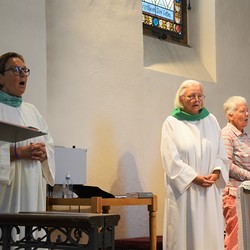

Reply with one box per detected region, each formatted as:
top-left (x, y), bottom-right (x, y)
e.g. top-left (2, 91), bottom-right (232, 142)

top-left (3, 66), bottom-right (30, 77)
top-left (182, 94), bottom-right (205, 101)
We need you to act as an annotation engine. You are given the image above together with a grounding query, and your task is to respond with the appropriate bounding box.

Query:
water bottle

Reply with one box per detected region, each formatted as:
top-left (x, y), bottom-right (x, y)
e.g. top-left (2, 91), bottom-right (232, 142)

top-left (62, 172), bottom-right (73, 198)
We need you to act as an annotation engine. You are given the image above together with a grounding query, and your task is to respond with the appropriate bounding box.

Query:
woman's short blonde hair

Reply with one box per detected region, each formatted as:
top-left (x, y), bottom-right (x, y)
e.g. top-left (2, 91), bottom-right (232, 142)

top-left (174, 79), bottom-right (204, 109)
top-left (223, 96), bottom-right (247, 121)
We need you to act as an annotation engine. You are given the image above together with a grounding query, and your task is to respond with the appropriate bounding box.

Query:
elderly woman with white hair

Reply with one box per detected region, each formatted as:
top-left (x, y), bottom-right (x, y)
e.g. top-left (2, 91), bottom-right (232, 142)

top-left (222, 96), bottom-right (250, 250)
top-left (160, 79), bottom-right (229, 250)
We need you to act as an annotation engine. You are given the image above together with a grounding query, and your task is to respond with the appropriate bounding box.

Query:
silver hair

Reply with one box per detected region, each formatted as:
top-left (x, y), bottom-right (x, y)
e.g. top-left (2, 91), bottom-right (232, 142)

top-left (223, 96), bottom-right (247, 121)
top-left (174, 79), bottom-right (204, 109)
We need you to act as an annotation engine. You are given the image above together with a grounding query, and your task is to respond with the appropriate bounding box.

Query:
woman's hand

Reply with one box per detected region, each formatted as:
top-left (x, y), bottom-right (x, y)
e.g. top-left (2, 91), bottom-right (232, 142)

top-left (192, 175), bottom-right (215, 187)
top-left (193, 170), bottom-right (220, 187)
top-left (206, 172), bottom-right (220, 182)
top-left (12, 142), bottom-right (47, 163)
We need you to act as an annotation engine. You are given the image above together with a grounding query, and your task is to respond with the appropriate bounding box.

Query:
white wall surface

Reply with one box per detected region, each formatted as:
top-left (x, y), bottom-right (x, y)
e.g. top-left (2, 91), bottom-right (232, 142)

top-left (1, 0), bottom-right (250, 240)
top-left (188, 0), bottom-right (216, 80)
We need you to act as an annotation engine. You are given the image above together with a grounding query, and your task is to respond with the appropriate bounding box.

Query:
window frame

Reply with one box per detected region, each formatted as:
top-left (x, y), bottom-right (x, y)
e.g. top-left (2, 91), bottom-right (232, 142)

top-left (142, 0), bottom-right (188, 46)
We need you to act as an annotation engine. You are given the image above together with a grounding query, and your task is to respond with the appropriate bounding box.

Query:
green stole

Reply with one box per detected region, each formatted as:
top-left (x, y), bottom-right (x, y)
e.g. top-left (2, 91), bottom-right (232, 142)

top-left (171, 107), bottom-right (209, 121)
top-left (0, 90), bottom-right (22, 107)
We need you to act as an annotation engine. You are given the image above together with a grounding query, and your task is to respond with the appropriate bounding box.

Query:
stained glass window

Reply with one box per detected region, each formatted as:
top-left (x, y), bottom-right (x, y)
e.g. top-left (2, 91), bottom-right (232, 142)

top-left (142, 0), bottom-right (187, 44)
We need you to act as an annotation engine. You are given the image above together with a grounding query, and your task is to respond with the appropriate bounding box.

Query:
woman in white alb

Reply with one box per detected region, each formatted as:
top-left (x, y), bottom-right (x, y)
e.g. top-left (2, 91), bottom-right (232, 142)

top-left (0, 52), bottom-right (55, 213)
top-left (160, 80), bottom-right (229, 250)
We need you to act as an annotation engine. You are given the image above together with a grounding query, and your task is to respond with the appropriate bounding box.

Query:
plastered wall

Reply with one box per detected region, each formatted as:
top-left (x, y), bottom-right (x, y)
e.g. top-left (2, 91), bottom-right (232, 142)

top-left (1, 0), bottom-right (250, 239)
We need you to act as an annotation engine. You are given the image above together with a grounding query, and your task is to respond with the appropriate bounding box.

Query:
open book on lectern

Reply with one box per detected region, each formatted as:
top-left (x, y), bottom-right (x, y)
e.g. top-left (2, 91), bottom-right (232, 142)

top-left (0, 120), bottom-right (47, 143)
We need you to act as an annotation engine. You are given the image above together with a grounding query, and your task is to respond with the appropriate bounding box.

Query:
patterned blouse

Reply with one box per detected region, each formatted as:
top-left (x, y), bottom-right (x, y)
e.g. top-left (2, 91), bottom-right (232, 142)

top-left (222, 123), bottom-right (250, 196)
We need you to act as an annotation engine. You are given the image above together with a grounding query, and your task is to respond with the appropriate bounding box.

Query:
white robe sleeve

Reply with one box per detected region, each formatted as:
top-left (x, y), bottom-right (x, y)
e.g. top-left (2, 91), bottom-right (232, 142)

top-left (42, 131), bottom-right (55, 186)
top-left (27, 104), bottom-right (56, 186)
top-left (161, 117), bottom-right (198, 195)
top-left (0, 142), bottom-right (10, 184)
top-left (211, 115), bottom-right (229, 188)
top-left (214, 138), bottom-right (229, 188)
